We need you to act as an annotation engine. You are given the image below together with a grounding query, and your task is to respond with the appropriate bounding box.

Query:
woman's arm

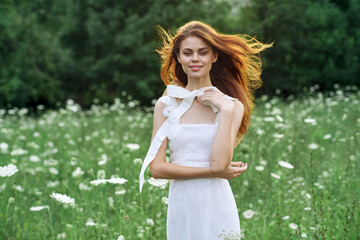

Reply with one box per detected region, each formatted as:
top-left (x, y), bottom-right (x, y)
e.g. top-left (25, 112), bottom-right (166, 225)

top-left (149, 99), bottom-right (215, 179)
top-left (199, 91), bottom-right (245, 173)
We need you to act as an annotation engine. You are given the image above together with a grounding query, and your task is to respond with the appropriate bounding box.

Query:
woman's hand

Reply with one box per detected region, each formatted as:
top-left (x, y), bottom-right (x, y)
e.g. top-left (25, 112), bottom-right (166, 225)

top-left (197, 88), bottom-right (232, 112)
top-left (212, 161), bottom-right (248, 179)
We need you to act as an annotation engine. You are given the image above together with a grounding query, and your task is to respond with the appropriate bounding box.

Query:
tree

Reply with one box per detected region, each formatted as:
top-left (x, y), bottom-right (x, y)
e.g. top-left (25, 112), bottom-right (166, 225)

top-left (239, 0), bottom-right (360, 96)
top-left (0, 0), bottom-right (63, 108)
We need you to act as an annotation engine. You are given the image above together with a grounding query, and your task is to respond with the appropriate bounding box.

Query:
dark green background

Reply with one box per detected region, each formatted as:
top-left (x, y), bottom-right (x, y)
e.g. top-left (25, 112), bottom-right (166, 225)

top-left (0, 0), bottom-right (359, 109)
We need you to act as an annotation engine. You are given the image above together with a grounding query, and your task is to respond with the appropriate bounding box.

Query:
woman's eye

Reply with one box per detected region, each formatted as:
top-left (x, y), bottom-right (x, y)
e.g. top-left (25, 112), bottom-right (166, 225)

top-left (200, 52), bottom-right (207, 55)
top-left (184, 52), bottom-right (191, 56)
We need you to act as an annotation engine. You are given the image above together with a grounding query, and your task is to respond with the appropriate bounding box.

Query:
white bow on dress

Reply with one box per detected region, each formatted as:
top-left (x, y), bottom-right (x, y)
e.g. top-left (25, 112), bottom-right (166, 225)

top-left (138, 85), bottom-right (222, 193)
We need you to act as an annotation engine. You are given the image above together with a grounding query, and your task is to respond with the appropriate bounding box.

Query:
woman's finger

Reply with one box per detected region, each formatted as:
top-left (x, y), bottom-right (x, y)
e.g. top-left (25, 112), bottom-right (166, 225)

top-left (240, 165), bottom-right (247, 172)
top-left (204, 89), bottom-right (216, 94)
top-left (230, 162), bottom-right (241, 166)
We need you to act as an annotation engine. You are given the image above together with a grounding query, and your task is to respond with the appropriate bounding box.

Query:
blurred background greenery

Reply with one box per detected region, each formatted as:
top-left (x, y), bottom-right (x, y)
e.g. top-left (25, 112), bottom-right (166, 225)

top-left (0, 0), bottom-right (359, 109)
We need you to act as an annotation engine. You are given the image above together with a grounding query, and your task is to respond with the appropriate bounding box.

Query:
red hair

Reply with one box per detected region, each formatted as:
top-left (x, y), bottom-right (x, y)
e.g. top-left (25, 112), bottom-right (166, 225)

top-left (155, 21), bottom-right (273, 146)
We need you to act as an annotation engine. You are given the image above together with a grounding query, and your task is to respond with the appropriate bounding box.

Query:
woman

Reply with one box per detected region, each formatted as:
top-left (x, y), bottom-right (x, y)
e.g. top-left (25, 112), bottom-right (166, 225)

top-left (139, 21), bottom-right (273, 239)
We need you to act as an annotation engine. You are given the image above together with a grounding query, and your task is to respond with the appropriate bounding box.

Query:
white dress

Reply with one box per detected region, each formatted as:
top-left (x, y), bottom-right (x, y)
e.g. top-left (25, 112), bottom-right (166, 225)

top-left (139, 85), bottom-right (241, 240)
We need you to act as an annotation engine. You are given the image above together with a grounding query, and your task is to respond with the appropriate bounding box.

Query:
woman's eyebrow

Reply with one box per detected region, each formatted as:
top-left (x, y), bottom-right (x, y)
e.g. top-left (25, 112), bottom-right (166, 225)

top-left (182, 47), bottom-right (209, 51)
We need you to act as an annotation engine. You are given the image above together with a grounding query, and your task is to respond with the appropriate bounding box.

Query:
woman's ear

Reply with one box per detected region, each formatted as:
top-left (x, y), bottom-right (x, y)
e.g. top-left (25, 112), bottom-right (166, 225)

top-left (213, 52), bottom-right (218, 63)
top-left (177, 54), bottom-right (181, 64)
top-left (173, 50), bottom-right (181, 64)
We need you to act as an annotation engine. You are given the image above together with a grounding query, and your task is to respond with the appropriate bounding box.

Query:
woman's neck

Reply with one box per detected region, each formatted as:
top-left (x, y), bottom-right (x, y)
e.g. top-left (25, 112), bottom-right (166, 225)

top-left (185, 77), bottom-right (213, 91)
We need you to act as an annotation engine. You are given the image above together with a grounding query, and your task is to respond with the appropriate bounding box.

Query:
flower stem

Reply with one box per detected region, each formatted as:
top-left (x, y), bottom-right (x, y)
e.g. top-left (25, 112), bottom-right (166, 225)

top-left (308, 152), bottom-right (318, 239)
top-left (1, 178), bottom-right (8, 236)
top-left (4, 201), bottom-right (11, 235)
top-left (47, 207), bottom-right (55, 240)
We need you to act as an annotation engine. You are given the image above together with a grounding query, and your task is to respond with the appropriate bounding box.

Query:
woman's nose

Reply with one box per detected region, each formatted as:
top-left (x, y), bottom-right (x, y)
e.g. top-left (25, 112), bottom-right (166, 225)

top-left (192, 53), bottom-right (199, 61)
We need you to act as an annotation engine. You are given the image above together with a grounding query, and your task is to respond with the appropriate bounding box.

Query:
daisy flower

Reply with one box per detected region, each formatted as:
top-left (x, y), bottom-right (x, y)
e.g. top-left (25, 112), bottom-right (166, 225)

top-left (271, 173), bottom-right (281, 179)
top-left (0, 163), bottom-right (19, 177)
top-left (30, 206), bottom-right (49, 211)
top-left (90, 177), bottom-right (128, 186)
top-left (243, 209), bottom-right (255, 219)
top-left (126, 143), bottom-right (140, 151)
top-left (278, 160), bottom-right (294, 169)
top-left (147, 177), bottom-right (169, 188)
top-left (50, 193), bottom-right (75, 206)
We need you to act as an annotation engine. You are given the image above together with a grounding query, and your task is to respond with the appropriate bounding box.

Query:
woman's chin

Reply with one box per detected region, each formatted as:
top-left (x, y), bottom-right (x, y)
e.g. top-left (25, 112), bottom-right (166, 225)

top-left (187, 73), bottom-right (207, 80)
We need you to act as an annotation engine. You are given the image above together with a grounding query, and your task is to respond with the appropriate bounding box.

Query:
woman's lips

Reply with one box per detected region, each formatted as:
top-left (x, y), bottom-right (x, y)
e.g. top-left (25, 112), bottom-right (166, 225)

top-left (190, 66), bottom-right (202, 71)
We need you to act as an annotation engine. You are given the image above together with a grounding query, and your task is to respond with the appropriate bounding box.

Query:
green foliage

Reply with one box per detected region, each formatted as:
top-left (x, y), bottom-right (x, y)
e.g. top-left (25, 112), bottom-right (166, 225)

top-left (0, 1), bottom-right (64, 108)
top-left (239, 0), bottom-right (360, 96)
top-left (0, 0), bottom-right (359, 108)
top-left (47, 0), bottom-right (233, 107)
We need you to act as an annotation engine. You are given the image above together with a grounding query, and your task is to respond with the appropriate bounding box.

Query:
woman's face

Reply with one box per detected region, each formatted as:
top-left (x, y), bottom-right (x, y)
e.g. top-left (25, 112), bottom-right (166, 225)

top-left (177, 36), bottom-right (217, 81)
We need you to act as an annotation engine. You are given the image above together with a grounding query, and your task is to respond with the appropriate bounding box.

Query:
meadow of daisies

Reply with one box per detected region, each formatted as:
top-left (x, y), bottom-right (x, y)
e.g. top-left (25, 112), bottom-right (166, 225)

top-left (0, 85), bottom-right (359, 240)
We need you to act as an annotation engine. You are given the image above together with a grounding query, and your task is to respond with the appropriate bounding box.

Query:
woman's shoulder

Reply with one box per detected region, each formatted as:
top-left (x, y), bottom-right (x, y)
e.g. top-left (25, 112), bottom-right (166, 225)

top-left (222, 94), bottom-right (242, 108)
top-left (155, 95), bottom-right (177, 118)
top-left (158, 95), bottom-right (175, 105)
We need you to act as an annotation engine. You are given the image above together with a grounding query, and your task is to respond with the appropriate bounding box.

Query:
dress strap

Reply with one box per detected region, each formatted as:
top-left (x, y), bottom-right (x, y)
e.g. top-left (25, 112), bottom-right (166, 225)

top-left (139, 119), bottom-right (172, 193)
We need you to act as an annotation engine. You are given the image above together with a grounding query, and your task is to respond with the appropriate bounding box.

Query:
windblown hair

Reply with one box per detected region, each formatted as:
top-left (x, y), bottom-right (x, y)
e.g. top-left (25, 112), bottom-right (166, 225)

top-left (155, 21), bottom-right (273, 146)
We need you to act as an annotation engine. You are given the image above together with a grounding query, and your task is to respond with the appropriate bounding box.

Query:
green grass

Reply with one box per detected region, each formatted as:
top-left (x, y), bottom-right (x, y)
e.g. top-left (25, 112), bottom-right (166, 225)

top-left (0, 86), bottom-right (359, 239)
